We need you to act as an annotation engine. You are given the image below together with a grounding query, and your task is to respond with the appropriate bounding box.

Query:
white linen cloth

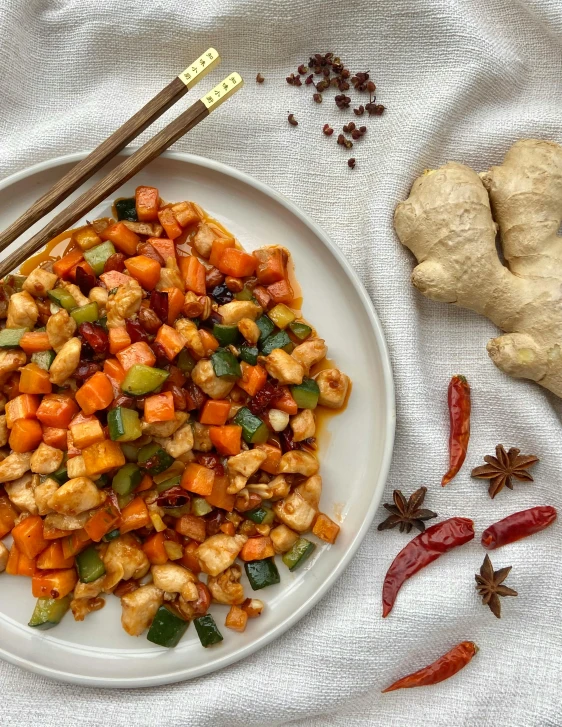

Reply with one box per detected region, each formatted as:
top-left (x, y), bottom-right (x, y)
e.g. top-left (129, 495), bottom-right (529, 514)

top-left (1, 0), bottom-right (562, 724)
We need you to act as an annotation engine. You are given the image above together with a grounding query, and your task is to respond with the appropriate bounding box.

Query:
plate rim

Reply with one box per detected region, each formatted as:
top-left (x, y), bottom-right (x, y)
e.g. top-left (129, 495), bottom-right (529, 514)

top-left (0, 150), bottom-right (395, 687)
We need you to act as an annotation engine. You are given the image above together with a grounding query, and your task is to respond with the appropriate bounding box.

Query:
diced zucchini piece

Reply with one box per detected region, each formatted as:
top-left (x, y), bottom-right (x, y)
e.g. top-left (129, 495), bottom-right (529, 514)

top-left (239, 343), bottom-right (259, 365)
top-left (261, 330), bottom-right (292, 356)
top-left (117, 492), bottom-right (133, 510)
top-left (107, 406), bottom-right (142, 441)
top-left (156, 475), bottom-right (181, 493)
top-left (112, 463), bottom-right (142, 496)
top-left (290, 378), bottom-right (320, 409)
top-left (120, 442), bottom-right (142, 462)
top-left (0, 327), bottom-right (27, 348)
top-left (95, 474), bottom-right (110, 489)
top-left (233, 407), bottom-right (269, 444)
top-left (76, 545), bottom-right (106, 583)
top-left (48, 288), bottom-right (77, 311)
top-left (70, 301), bottom-right (99, 326)
top-left (193, 614), bottom-right (223, 647)
top-left (102, 528), bottom-right (121, 542)
top-left (289, 321), bottom-right (312, 341)
top-left (51, 463), bottom-right (69, 485)
top-left (244, 558), bottom-right (280, 590)
top-left (84, 241), bottom-right (116, 276)
top-left (115, 197), bottom-right (138, 222)
top-left (213, 324), bottom-right (241, 347)
top-left (268, 304), bottom-right (296, 329)
top-left (245, 506), bottom-right (274, 525)
top-left (137, 442), bottom-right (174, 475)
top-left (147, 605), bottom-right (189, 648)
top-left (192, 497), bottom-right (213, 516)
top-left (177, 348), bottom-right (196, 375)
top-left (28, 596), bottom-right (71, 630)
top-left (121, 364), bottom-right (169, 396)
top-left (97, 316), bottom-right (108, 331)
top-left (234, 286), bottom-right (254, 301)
top-left (211, 349), bottom-right (241, 380)
top-left (31, 349), bottom-right (56, 371)
top-left (256, 315), bottom-right (275, 343)
top-left (282, 537), bottom-right (316, 571)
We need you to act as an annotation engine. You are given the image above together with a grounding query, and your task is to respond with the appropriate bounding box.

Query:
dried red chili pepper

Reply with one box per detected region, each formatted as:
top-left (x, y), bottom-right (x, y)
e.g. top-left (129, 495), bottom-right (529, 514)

top-left (196, 452), bottom-right (225, 477)
top-left (382, 641), bottom-right (478, 692)
top-left (150, 340), bottom-right (169, 368)
top-left (74, 361), bottom-right (102, 382)
top-left (126, 319), bottom-right (149, 343)
top-left (441, 375), bottom-right (471, 486)
top-left (155, 486), bottom-right (189, 507)
top-left (104, 253), bottom-right (126, 273)
top-left (184, 381), bottom-right (206, 411)
top-left (248, 381), bottom-right (282, 415)
top-left (150, 290), bottom-right (169, 322)
top-left (382, 517), bottom-right (474, 617)
top-left (79, 322), bottom-right (109, 356)
top-left (75, 264), bottom-right (97, 296)
top-left (205, 509), bottom-right (226, 536)
top-left (481, 506), bottom-right (557, 550)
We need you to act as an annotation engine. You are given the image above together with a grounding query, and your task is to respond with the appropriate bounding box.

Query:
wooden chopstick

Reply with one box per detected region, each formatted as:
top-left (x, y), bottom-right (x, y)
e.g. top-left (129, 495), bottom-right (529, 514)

top-left (0, 72), bottom-right (243, 280)
top-left (0, 48), bottom-right (220, 253)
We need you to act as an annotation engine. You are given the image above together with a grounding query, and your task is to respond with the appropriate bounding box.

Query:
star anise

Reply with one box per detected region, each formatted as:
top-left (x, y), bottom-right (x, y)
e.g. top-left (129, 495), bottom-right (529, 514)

top-left (471, 444), bottom-right (539, 499)
top-left (377, 486), bottom-right (437, 533)
top-left (475, 554), bottom-right (518, 618)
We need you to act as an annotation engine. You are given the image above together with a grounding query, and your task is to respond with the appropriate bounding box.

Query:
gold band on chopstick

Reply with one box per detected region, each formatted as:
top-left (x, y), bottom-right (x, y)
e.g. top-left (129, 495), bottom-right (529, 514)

top-left (200, 73), bottom-right (243, 111)
top-left (178, 48), bottom-right (221, 89)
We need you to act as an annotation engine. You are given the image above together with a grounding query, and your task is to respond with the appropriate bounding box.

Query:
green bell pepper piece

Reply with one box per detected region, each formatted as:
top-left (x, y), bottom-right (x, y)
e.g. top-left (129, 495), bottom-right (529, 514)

top-left (137, 442), bottom-right (174, 475)
top-left (213, 324), bottom-right (241, 347)
top-left (147, 605), bottom-right (189, 648)
top-left (244, 558), bottom-right (280, 590)
top-left (290, 378), bottom-right (320, 409)
top-left (102, 528), bottom-right (121, 542)
top-left (268, 304), bottom-right (296, 329)
top-left (84, 241), bottom-right (116, 276)
top-left (245, 506), bottom-right (274, 525)
top-left (288, 321), bottom-right (312, 341)
top-left (28, 596), bottom-right (71, 630)
top-left (233, 407), bottom-right (269, 444)
top-left (112, 463), bottom-right (142, 496)
top-left (156, 475), bottom-right (181, 493)
top-left (260, 330), bottom-right (292, 356)
top-left (256, 315), bottom-right (275, 343)
top-left (211, 349), bottom-right (241, 380)
top-left (192, 497), bottom-right (213, 516)
top-left (194, 614), bottom-right (223, 647)
top-left (0, 327), bottom-right (27, 348)
top-left (177, 348), bottom-right (196, 375)
top-left (282, 537), bottom-right (316, 571)
top-left (76, 545), bottom-right (106, 583)
top-left (48, 288), bottom-right (77, 311)
top-left (121, 364), bottom-right (169, 396)
top-left (70, 301), bottom-right (99, 326)
top-left (108, 406), bottom-right (142, 442)
top-left (239, 343), bottom-right (259, 365)
top-left (115, 197), bottom-right (138, 222)
top-left (31, 349), bottom-right (56, 370)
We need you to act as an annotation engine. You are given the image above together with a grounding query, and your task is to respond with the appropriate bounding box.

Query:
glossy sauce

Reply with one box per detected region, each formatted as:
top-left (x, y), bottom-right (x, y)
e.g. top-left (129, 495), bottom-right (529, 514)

top-left (19, 229), bottom-right (76, 275)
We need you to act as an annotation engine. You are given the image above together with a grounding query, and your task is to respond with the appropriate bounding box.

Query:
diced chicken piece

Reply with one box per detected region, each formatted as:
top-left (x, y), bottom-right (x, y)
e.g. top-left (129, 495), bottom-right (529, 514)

top-left (46, 308), bottom-right (77, 352)
top-left (156, 258), bottom-right (184, 292)
top-left (273, 476), bottom-right (322, 533)
top-left (88, 287), bottom-right (108, 311)
top-left (0, 541), bottom-right (9, 572)
top-left (0, 414), bottom-right (7, 447)
top-left (34, 477), bottom-right (59, 515)
top-left (47, 476), bottom-right (106, 515)
top-left (5, 472), bottom-right (37, 513)
top-left (192, 359), bottom-right (235, 399)
top-left (192, 223), bottom-right (216, 258)
top-left (316, 369), bottom-right (350, 409)
top-left (267, 474), bottom-right (291, 500)
top-left (162, 423), bottom-right (194, 458)
top-left (151, 563), bottom-right (197, 601)
top-left (121, 585), bottom-right (163, 636)
top-left (122, 220), bottom-right (163, 237)
top-left (291, 338), bottom-right (328, 375)
top-left (207, 565), bottom-right (245, 605)
top-left (141, 411), bottom-right (188, 438)
top-left (175, 318), bottom-right (204, 357)
top-left (192, 421), bottom-right (212, 451)
top-left (22, 267), bottom-right (58, 298)
top-left (74, 578), bottom-right (105, 599)
top-left (242, 598), bottom-right (264, 618)
top-left (43, 511), bottom-right (90, 531)
top-left (196, 533), bottom-right (248, 576)
top-left (270, 524), bottom-right (300, 553)
top-left (30, 442), bottom-right (64, 475)
top-left (59, 280), bottom-right (89, 307)
top-left (103, 534), bottom-right (151, 591)
top-left (278, 450), bottom-right (319, 476)
top-left (70, 596), bottom-right (105, 621)
top-left (106, 279), bottom-right (143, 328)
top-left (290, 409), bottom-right (316, 442)
top-left (218, 301), bottom-right (262, 325)
top-left (268, 408), bottom-right (289, 432)
top-left (246, 481), bottom-right (273, 499)
top-left (6, 291), bottom-right (38, 329)
top-left (265, 349), bottom-right (304, 385)
top-left (49, 337), bottom-right (81, 385)
top-left (0, 350), bottom-right (26, 386)
top-left (228, 449), bottom-right (267, 478)
top-left (238, 318), bottom-right (260, 344)
top-left (0, 452), bottom-right (31, 484)
top-left (66, 455), bottom-right (87, 478)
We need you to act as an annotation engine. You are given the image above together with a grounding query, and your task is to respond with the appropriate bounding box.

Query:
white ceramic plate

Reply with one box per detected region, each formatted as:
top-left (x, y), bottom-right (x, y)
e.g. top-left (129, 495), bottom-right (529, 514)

top-left (0, 151), bottom-right (395, 687)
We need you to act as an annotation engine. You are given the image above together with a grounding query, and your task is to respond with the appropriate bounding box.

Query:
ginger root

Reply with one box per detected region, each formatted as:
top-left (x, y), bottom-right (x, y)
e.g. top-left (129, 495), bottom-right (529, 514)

top-left (394, 139), bottom-right (562, 398)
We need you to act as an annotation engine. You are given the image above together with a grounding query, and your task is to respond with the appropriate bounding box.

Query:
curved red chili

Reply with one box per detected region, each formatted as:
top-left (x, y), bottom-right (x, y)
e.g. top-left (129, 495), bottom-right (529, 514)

top-left (442, 375), bottom-right (471, 486)
top-left (382, 641), bottom-right (478, 692)
top-left (382, 517), bottom-right (474, 617)
top-left (481, 506), bottom-right (557, 549)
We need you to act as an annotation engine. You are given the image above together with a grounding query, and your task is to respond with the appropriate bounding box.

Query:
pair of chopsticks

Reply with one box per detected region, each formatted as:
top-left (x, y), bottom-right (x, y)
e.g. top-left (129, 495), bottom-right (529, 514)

top-left (0, 48), bottom-right (243, 278)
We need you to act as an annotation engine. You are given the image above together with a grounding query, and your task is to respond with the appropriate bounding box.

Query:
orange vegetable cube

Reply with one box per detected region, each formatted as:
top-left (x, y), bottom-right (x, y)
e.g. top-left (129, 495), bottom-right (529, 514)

top-left (43, 522), bottom-right (74, 540)
top-left (36, 393), bottom-right (78, 429)
top-left (205, 475), bottom-right (235, 512)
top-left (155, 324), bottom-right (185, 360)
top-left (19, 363), bottom-right (52, 394)
top-left (254, 442), bottom-right (282, 475)
top-left (312, 513), bottom-right (340, 544)
top-left (254, 247), bottom-right (286, 285)
top-left (117, 341), bottom-right (156, 372)
top-left (198, 329), bottom-right (219, 357)
top-left (41, 426), bottom-right (69, 450)
top-left (72, 225), bottom-right (102, 251)
top-left (267, 278), bottom-right (294, 304)
top-left (144, 391), bottom-right (175, 423)
top-left (6, 543), bottom-right (37, 577)
top-left (36, 540), bottom-right (75, 570)
top-left (225, 604), bottom-right (248, 632)
top-left (124, 255), bottom-right (161, 291)
top-left (119, 497), bottom-right (150, 534)
top-left (165, 286), bottom-right (184, 325)
top-left (273, 387), bottom-right (298, 415)
top-left (53, 249), bottom-right (84, 279)
top-left (61, 529), bottom-right (91, 559)
top-left (9, 419), bottom-right (43, 453)
top-left (200, 399), bottom-right (231, 426)
top-left (32, 569), bottom-right (77, 599)
top-left (109, 326), bottom-right (131, 355)
top-left (239, 536), bottom-right (275, 561)
top-left (209, 425), bottom-right (242, 456)
top-left (175, 514), bottom-right (207, 542)
top-left (11, 515), bottom-right (49, 559)
top-left (5, 393), bottom-right (40, 428)
top-left (157, 207), bottom-right (182, 239)
top-left (84, 500), bottom-right (121, 542)
top-left (0, 493), bottom-right (18, 538)
top-left (135, 185), bottom-right (160, 221)
top-left (99, 270), bottom-right (131, 289)
top-left (19, 331), bottom-right (51, 354)
top-left (75, 371), bottom-right (114, 415)
top-left (83, 439), bottom-right (125, 476)
top-left (181, 255), bottom-right (206, 295)
top-left (103, 358), bottom-right (126, 385)
top-left (100, 221), bottom-right (140, 255)
top-left (69, 414), bottom-right (105, 449)
top-left (180, 540), bottom-right (201, 573)
top-left (142, 531), bottom-right (169, 564)
top-left (136, 473), bottom-right (154, 492)
top-left (209, 238), bottom-right (235, 268)
top-left (171, 201), bottom-right (199, 227)
top-left (148, 238), bottom-right (176, 265)
top-left (238, 362), bottom-right (267, 397)
top-left (180, 462), bottom-right (215, 496)
top-left (217, 248), bottom-right (256, 277)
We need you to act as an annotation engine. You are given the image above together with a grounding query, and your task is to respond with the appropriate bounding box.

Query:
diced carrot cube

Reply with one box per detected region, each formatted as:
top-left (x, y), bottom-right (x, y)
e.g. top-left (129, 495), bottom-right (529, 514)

top-left (198, 329), bottom-right (219, 357)
top-left (36, 393), bottom-right (78, 429)
top-left (267, 278), bottom-right (294, 304)
top-left (204, 475), bottom-right (235, 512)
top-left (41, 426), bottom-right (69, 450)
top-left (117, 341), bottom-right (156, 372)
top-left (36, 540), bottom-right (75, 569)
top-left (53, 249), bottom-right (84, 279)
top-left (217, 248), bottom-right (256, 277)
top-left (6, 543), bottom-right (37, 577)
top-left (175, 514), bottom-right (207, 542)
top-left (136, 473), bottom-right (153, 492)
top-left (171, 201), bottom-right (199, 228)
top-left (225, 604), bottom-right (248, 632)
top-left (119, 497), bottom-right (150, 534)
top-left (254, 247), bottom-right (286, 285)
top-left (5, 393), bottom-right (40, 428)
top-left (135, 185), bottom-right (160, 221)
top-left (209, 425), bottom-right (242, 456)
top-left (0, 493), bottom-right (18, 538)
top-left (200, 399), bottom-right (231, 426)
top-left (165, 287), bottom-right (184, 325)
top-left (254, 442), bottom-right (282, 475)
top-left (32, 569), bottom-right (77, 599)
top-left (84, 500), bottom-right (120, 542)
top-left (180, 255), bottom-right (206, 295)
top-left (155, 324), bottom-right (184, 360)
top-left (142, 531), bottom-right (168, 565)
top-left (143, 391), bottom-right (175, 423)
top-left (109, 326), bottom-right (131, 355)
top-left (103, 358), bottom-right (126, 384)
top-left (72, 226), bottom-right (102, 251)
top-left (43, 522), bottom-right (74, 540)
top-left (239, 536), bottom-right (275, 561)
top-left (209, 238), bottom-right (235, 268)
top-left (124, 255), bottom-right (161, 291)
top-left (83, 440), bottom-right (125, 476)
top-left (69, 414), bottom-right (105, 449)
top-left (19, 332), bottom-right (51, 354)
top-left (238, 362), bottom-right (267, 397)
top-left (157, 207), bottom-right (182, 239)
top-left (180, 462), bottom-right (215, 496)
top-left (273, 387), bottom-right (298, 415)
top-left (19, 363), bottom-right (52, 395)
top-left (148, 238), bottom-right (176, 265)
top-left (75, 371), bottom-right (114, 416)
top-left (9, 419), bottom-right (43, 452)
top-left (180, 540), bottom-right (201, 573)
top-left (312, 513), bottom-right (340, 544)
top-left (61, 529), bottom-right (91, 559)
top-left (11, 515), bottom-right (49, 559)
top-left (100, 221), bottom-right (140, 256)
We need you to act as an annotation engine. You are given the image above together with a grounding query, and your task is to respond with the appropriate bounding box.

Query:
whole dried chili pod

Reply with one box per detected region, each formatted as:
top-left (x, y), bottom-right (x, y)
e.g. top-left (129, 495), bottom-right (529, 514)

top-left (382, 641), bottom-right (478, 692)
top-left (442, 375), bottom-right (471, 486)
top-left (481, 505), bottom-right (557, 549)
top-left (382, 517), bottom-right (474, 617)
